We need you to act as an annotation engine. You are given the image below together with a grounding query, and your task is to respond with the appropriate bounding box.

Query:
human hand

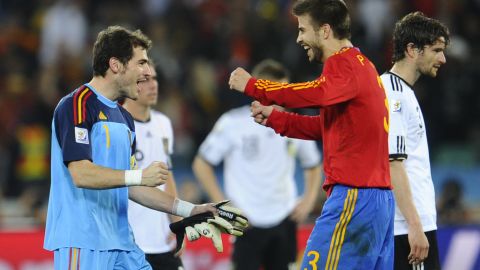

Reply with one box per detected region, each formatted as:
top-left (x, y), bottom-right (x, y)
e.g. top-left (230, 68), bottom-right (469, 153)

top-left (190, 202), bottom-right (218, 216)
top-left (251, 101), bottom-right (274, 126)
top-left (289, 197), bottom-right (315, 223)
top-left (169, 212), bottom-right (223, 254)
top-left (228, 67), bottom-right (251, 93)
top-left (141, 161), bottom-right (169, 186)
top-left (407, 224), bottom-right (429, 265)
top-left (169, 211), bottom-right (244, 254)
top-left (214, 200), bottom-right (249, 233)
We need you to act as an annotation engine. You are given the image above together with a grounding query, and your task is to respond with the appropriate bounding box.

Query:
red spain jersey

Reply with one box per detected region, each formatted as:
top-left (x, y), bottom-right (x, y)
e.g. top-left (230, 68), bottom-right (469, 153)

top-left (244, 48), bottom-right (391, 192)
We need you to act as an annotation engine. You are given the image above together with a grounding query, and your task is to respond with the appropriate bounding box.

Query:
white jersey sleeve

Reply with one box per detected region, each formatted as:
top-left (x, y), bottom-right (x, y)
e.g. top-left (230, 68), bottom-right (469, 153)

top-left (198, 114), bottom-right (234, 165)
top-left (295, 139), bottom-right (322, 168)
top-left (382, 73), bottom-right (408, 161)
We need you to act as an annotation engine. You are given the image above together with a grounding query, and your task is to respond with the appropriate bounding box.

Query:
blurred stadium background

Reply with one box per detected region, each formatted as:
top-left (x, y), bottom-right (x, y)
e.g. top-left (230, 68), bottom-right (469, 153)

top-left (0, 0), bottom-right (479, 269)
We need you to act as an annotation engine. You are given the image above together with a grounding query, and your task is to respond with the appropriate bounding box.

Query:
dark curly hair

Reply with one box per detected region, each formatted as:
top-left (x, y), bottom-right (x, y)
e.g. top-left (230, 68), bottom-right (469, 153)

top-left (392, 12), bottom-right (450, 62)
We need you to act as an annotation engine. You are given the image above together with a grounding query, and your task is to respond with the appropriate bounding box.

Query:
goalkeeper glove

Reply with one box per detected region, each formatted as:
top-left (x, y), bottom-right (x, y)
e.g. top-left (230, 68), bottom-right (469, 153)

top-left (215, 200), bottom-right (249, 232)
top-left (169, 212), bottom-right (239, 254)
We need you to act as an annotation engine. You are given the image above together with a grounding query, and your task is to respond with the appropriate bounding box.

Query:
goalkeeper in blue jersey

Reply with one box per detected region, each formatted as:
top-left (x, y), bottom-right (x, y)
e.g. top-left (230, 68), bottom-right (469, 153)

top-left (43, 26), bottom-right (246, 270)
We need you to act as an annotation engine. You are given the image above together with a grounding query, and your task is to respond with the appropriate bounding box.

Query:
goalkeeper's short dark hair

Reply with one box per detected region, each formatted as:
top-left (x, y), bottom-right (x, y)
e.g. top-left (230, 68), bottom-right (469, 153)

top-left (252, 59), bottom-right (290, 81)
top-left (392, 11), bottom-right (450, 63)
top-left (92, 25), bottom-right (152, 77)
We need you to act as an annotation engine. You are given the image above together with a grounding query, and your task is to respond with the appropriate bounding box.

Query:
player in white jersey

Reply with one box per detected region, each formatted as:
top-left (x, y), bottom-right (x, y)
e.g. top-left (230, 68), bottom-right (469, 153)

top-left (381, 12), bottom-right (449, 270)
top-left (193, 59), bottom-right (322, 270)
top-left (123, 61), bottom-right (184, 270)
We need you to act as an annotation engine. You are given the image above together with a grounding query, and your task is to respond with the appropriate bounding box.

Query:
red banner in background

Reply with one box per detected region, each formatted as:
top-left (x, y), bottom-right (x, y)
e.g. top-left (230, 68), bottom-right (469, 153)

top-left (2, 225), bottom-right (478, 270)
top-left (181, 224), bottom-right (314, 270)
top-left (0, 226), bottom-right (314, 270)
top-left (0, 229), bottom-right (53, 269)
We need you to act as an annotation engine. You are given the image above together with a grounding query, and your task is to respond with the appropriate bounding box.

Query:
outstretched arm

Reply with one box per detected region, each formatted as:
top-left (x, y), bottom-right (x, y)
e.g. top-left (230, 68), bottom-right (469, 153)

top-left (129, 186), bottom-right (217, 217)
top-left (164, 172), bottom-right (182, 223)
top-left (229, 57), bottom-right (355, 109)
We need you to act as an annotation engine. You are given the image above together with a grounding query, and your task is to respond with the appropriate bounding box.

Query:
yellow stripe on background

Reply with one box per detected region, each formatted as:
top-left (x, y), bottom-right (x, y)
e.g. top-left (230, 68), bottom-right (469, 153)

top-left (71, 248), bottom-right (78, 270)
top-left (325, 189), bottom-right (358, 270)
top-left (77, 89), bottom-right (89, 124)
top-left (331, 189), bottom-right (358, 270)
top-left (103, 124), bottom-right (110, 148)
top-left (325, 190), bottom-right (353, 270)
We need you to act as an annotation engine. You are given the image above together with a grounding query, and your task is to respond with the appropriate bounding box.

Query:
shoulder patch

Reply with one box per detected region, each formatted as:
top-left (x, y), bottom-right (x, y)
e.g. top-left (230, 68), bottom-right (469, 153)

top-left (75, 127), bottom-right (89, 144)
top-left (391, 99), bottom-right (402, 112)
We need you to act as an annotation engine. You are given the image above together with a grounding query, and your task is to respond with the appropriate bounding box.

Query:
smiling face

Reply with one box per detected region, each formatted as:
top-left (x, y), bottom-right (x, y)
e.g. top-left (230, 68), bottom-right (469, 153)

top-left (416, 37), bottom-right (447, 77)
top-left (117, 46), bottom-right (151, 100)
top-left (296, 14), bottom-right (325, 63)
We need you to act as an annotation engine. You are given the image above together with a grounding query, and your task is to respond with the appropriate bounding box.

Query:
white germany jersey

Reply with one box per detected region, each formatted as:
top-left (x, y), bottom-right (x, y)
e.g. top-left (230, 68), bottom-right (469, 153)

top-left (381, 72), bottom-right (437, 235)
top-left (128, 110), bottom-right (175, 253)
top-left (198, 106), bottom-right (321, 228)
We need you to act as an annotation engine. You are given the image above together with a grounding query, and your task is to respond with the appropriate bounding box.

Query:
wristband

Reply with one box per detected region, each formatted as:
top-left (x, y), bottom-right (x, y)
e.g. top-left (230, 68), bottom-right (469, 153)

top-left (173, 198), bottom-right (195, 217)
top-left (125, 170), bottom-right (142, 186)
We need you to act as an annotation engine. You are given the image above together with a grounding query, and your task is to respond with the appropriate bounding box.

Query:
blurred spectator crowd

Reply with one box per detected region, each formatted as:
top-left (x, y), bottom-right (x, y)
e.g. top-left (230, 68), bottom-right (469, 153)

top-left (0, 0), bottom-right (479, 228)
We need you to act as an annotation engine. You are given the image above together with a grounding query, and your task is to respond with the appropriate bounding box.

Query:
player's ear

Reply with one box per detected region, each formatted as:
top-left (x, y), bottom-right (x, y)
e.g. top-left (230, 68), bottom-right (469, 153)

top-left (405, 43), bottom-right (418, 59)
top-left (109, 57), bottom-right (122, 74)
top-left (320, 24), bottom-right (331, 39)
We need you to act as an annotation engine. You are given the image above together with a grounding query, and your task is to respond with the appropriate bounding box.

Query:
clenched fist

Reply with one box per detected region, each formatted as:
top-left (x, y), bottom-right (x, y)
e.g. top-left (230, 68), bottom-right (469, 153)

top-left (250, 101), bottom-right (274, 126)
top-left (141, 161), bottom-right (169, 186)
top-left (228, 67), bottom-right (252, 93)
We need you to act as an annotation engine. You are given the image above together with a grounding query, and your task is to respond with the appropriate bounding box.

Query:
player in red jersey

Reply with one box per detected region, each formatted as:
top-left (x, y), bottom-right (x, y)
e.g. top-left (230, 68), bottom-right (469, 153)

top-left (229, 0), bottom-right (394, 269)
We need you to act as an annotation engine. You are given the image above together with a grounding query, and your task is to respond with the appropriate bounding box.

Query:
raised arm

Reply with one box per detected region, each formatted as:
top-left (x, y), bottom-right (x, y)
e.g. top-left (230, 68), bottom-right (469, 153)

top-left (229, 56), bottom-right (355, 109)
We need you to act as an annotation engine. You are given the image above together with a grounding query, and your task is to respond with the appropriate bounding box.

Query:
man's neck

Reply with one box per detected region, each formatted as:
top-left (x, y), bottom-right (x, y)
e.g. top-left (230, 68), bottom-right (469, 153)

top-left (88, 77), bottom-right (117, 101)
top-left (390, 61), bottom-right (420, 86)
top-left (325, 39), bottom-right (353, 61)
top-left (123, 102), bottom-right (151, 122)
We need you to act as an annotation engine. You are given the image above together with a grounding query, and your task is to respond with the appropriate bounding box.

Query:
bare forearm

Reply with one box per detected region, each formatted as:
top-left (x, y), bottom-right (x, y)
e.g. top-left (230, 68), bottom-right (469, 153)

top-left (193, 156), bottom-right (225, 202)
top-left (68, 160), bottom-right (126, 189)
top-left (165, 172), bottom-right (182, 222)
top-left (129, 186), bottom-right (175, 214)
top-left (390, 161), bottom-right (422, 227)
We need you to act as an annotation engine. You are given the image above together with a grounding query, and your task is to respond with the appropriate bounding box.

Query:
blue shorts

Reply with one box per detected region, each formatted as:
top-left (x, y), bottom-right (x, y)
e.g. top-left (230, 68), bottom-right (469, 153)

top-left (53, 245), bottom-right (152, 270)
top-left (300, 185), bottom-right (395, 270)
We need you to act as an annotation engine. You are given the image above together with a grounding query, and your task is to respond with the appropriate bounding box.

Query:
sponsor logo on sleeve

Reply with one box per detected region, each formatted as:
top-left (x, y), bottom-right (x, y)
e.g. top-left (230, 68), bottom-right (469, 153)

top-left (75, 127), bottom-right (89, 144)
top-left (391, 100), bottom-right (402, 112)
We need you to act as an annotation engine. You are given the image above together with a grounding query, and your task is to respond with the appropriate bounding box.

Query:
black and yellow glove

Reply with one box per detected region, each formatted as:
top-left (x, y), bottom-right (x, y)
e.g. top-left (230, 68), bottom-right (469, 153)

top-left (169, 211), bottom-right (239, 254)
top-left (215, 200), bottom-right (249, 234)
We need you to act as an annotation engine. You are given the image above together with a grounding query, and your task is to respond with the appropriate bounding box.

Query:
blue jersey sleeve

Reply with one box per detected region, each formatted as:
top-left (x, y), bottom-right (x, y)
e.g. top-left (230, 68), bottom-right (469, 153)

top-left (54, 96), bottom-right (94, 165)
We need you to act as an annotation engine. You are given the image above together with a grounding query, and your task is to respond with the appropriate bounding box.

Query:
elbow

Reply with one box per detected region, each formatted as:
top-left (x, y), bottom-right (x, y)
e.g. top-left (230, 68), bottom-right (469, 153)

top-left (192, 156), bottom-right (205, 175)
top-left (67, 161), bottom-right (88, 188)
top-left (70, 170), bottom-right (87, 188)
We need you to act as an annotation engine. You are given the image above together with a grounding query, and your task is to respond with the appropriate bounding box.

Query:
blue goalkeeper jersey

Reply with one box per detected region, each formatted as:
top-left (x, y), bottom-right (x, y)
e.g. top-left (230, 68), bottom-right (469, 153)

top-left (44, 83), bottom-right (137, 251)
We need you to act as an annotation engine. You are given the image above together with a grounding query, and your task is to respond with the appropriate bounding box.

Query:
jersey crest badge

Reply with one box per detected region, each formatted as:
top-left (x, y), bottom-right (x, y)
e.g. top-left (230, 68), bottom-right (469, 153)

top-left (99, 111), bottom-right (108, 120)
top-left (75, 127), bottom-right (89, 144)
top-left (391, 100), bottom-right (402, 112)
